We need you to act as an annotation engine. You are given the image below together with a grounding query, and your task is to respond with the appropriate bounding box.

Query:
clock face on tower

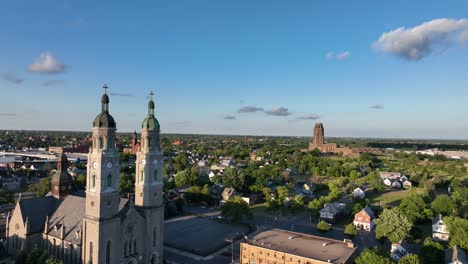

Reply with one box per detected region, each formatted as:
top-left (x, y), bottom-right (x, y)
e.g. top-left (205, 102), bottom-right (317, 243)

top-left (93, 162), bottom-right (98, 169)
top-left (107, 161), bottom-right (113, 168)
top-left (141, 159), bottom-right (146, 165)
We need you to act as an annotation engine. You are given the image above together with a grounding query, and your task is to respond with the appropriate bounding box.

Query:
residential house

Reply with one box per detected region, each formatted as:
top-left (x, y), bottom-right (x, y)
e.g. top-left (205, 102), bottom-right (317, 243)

top-left (221, 188), bottom-right (239, 203)
top-left (391, 181), bottom-right (402, 188)
top-left (433, 215), bottom-right (450, 241)
top-left (353, 207), bottom-right (375, 231)
top-left (403, 180), bottom-right (413, 189)
top-left (380, 172), bottom-right (401, 181)
top-left (353, 187), bottom-right (366, 200)
top-left (319, 202), bottom-right (348, 223)
top-left (390, 241), bottom-right (409, 261)
top-left (445, 246), bottom-right (467, 264)
top-left (383, 178), bottom-right (392, 187)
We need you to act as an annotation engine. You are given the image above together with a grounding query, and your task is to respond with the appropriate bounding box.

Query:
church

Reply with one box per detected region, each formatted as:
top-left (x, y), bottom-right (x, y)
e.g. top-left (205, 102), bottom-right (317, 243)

top-left (5, 86), bottom-right (165, 264)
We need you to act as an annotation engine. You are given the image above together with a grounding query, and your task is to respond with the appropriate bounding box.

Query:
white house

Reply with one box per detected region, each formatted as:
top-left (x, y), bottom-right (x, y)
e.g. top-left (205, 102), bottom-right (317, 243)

top-left (353, 187), bottom-right (366, 200)
top-left (383, 178), bottom-right (392, 187)
top-left (433, 215), bottom-right (450, 241)
top-left (390, 241), bottom-right (409, 261)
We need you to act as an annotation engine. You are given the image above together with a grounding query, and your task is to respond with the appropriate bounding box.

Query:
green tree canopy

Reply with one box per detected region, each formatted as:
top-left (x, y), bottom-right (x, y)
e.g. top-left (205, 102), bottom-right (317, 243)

top-left (420, 237), bottom-right (444, 264)
top-left (355, 248), bottom-right (393, 264)
top-left (399, 191), bottom-right (427, 223)
top-left (316, 220), bottom-right (331, 233)
top-left (399, 254), bottom-right (421, 264)
top-left (174, 169), bottom-right (197, 188)
top-left (445, 217), bottom-right (468, 250)
top-left (431, 194), bottom-right (454, 216)
top-left (375, 208), bottom-right (412, 243)
top-left (220, 196), bottom-right (253, 223)
top-left (344, 223), bottom-right (358, 237)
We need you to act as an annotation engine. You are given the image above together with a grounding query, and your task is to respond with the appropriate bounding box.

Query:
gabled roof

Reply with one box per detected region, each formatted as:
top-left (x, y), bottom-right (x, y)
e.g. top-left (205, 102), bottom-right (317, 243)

top-left (320, 202), bottom-right (346, 214)
top-left (45, 195), bottom-right (85, 244)
top-left (445, 246), bottom-right (467, 264)
top-left (18, 196), bottom-right (57, 234)
top-left (360, 206), bottom-right (375, 218)
top-left (432, 214), bottom-right (444, 225)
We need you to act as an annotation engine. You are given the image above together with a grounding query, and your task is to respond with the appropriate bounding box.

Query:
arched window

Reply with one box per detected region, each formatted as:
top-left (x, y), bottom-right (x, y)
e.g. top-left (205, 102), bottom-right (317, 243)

top-left (92, 175), bottom-right (96, 188)
top-left (106, 241), bottom-right (111, 264)
top-left (133, 239), bottom-right (137, 254)
top-left (89, 242), bottom-right (93, 264)
top-left (124, 241), bottom-right (128, 256)
top-left (99, 136), bottom-right (105, 149)
top-left (153, 227), bottom-right (157, 247)
top-left (107, 175), bottom-right (112, 187)
top-left (154, 169), bottom-right (158, 182)
top-left (141, 170), bottom-right (144, 182)
top-left (52, 239), bottom-right (56, 257)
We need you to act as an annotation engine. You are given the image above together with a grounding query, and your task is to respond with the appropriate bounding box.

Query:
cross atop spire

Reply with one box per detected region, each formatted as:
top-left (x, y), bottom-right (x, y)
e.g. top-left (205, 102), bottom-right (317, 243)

top-left (149, 90), bottom-right (154, 100)
top-left (103, 83), bottom-right (109, 94)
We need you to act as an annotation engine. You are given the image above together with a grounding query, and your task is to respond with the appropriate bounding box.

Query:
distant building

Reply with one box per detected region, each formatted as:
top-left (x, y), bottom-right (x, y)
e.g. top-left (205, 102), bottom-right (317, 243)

top-left (240, 229), bottom-right (358, 264)
top-left (433, 215), bottom-right (450, 241)
top-left (354, 207), bottom-right (375, 231)
top-left (308, 123), bottom-right (380, 157)
top-left (123, 130), bottom-right (140, 155)
top-left (391, 240), bottom-right (409, 261)
top-left (320, 202), bottom-right (348, 223)
top-left (445, 246), bottom-right (467, 264)
top-left (353, 187), bottom-right (366, 200)
top-left (221, 188), bottom-right (239, 203)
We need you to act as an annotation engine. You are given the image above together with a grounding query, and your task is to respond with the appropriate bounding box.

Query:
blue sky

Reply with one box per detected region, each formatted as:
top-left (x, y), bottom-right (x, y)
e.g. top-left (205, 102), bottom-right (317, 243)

top-left (1, 0), bottom-right (468, 139)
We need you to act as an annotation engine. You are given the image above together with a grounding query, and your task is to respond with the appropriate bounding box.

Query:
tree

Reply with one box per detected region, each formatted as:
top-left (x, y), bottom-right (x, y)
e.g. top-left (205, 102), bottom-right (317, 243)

top-left (75, 173), bottom-right (87, 189)
top-left (222, 168), bottom-right (245, 191)
top-left (375, 208), bottom-right (412, 243)
top-left (355, 248), bottom-right (393, 264)
top-left (399, 254), bottom-right (421, 264)
top-left (431, 194), bottom-right (454, 216)
top-left (220, 196), bottom-right (253, 223)
top-left (174, 169), bottom-right (197, 188)
top-left (119, 173), bottom-right (135, 195)
top-left (316, 220), bottom-right (330, 233)
top-left (0, 189), bottom-right (14, 204)
top-left (29, 176), bottom-right (52, 197)
top-left (16, 250), bottom-right (27, 264)
top-left (445, 217), bottom-right (468, 250)
top-left (344, 223), bottom-right (358, 237)
top-left (308, 199), bottom-right (322, 217)
top-left (399, 192), bottom-right (426, 223)
top-left (420, 237), bottom-right (444, 264)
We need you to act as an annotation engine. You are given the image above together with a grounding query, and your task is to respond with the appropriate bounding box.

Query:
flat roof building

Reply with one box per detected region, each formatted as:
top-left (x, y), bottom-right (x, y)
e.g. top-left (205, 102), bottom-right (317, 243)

top-left (240, 229), bottom-right (358, 264)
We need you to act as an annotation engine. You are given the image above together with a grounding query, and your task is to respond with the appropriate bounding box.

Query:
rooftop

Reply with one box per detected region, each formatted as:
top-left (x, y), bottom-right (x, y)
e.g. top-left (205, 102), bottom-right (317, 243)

top-left (245, 229), bottom-right (357, 264)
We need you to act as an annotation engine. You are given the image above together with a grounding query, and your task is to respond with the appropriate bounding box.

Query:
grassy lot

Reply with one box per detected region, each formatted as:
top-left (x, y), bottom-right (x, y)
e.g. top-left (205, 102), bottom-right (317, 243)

top-left (367, 188), bottom-right (424, 207)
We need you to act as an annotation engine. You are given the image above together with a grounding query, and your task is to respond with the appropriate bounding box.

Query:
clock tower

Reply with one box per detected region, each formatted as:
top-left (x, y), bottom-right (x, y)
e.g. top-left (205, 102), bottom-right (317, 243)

top-left (135, 91), bottom-right (164, 263)
top-left (83, 84), bottom-right (122, 264)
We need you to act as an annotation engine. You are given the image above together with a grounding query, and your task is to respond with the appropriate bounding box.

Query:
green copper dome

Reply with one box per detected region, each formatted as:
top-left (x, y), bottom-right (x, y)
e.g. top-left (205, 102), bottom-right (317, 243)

top-left (142, 98), bottom-right (160, 130)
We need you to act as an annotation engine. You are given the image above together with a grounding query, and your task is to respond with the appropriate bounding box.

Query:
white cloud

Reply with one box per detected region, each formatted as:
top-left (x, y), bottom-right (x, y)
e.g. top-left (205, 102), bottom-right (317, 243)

top-left (374, 18), bottom-right (468, 61)
top-left (265, 107), bottom-right (291, 116)
top-left (298, 114), bottom-right (320, 120)
top-left (326, 51), bottom-right (351, 60)
top-left (28, 52), bottom-right (66, 73)
top-left (336, 51), bottom-right (351, 60)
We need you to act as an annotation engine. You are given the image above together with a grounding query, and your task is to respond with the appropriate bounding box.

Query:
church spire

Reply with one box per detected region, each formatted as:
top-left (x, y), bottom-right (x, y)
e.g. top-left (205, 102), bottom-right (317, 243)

top-left (148, 90), bottom-right (155, 116)
top-left (101, 83), bottom-right (110, 113)
top-left (93, 83), bottom-right (116, 128)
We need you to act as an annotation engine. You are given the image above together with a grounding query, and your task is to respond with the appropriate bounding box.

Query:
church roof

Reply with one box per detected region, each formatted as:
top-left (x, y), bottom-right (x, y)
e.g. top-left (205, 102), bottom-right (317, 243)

top-left (18, 196), bottom-right (57, 234)
top-left (46, 195), bottom-right (85, 244)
